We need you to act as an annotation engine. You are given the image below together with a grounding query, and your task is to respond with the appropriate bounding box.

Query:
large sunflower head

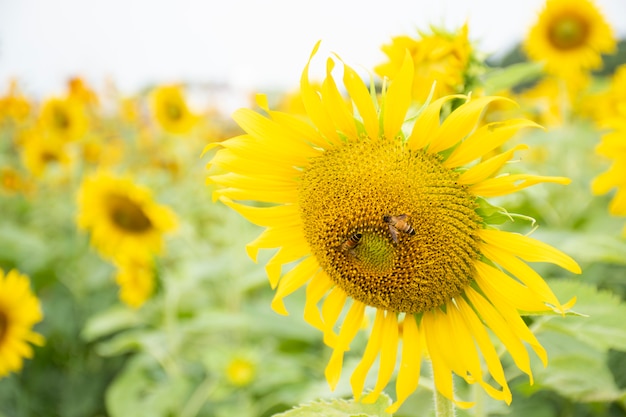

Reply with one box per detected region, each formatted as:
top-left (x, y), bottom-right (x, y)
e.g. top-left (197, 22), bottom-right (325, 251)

top-left (206, 43), bottom-right (581, 411)
top-left (150, 85), bottom-right (198, 135)
top-left (0, 268), bottom-right (45, 378)
top-left (375, 24), bottom-right (474, 103)
top-left (76, 171), bottom-right (178, 262)
top-left (524, 0), bottom-right (616, 76)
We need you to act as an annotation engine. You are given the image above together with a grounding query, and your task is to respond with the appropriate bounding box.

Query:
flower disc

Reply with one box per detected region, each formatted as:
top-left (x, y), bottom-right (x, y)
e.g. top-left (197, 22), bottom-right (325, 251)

top-left (299, 137), bottom-right (481, 313)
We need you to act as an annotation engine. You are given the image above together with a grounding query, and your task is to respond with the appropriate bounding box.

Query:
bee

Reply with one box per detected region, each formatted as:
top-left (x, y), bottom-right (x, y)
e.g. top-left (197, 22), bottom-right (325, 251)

top-left (383, 214), bottom-right (415, 243)
top-left (341, 232), bottom-right (363, 253)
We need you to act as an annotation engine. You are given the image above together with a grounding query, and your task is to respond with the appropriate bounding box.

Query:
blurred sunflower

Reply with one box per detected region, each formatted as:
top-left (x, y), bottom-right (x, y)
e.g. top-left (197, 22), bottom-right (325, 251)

top-left (0, 268), bottom-right (45, 378)
top-left (592, 123), bottom-right (626, 235)
top-left (524, 0), bottom-right (615, 76)
top-left (20, 129), bottom-right (73, 178)
top-left (38, 97), bottom-right (89, 142)
top-left (206, 43), bottom-right (580, 411)
top-left (76, 172), bottom-right (178, 262)
top-left (150, 85), bottom-right (198, 135)
top-left (375, 24), bottom-right (474, 103)
top-left (114, 254), bottom-right (156, 308)
top-left (583, 64), bottom-right (626, 127)
top-left (0, 80), bottom-right (31, 124)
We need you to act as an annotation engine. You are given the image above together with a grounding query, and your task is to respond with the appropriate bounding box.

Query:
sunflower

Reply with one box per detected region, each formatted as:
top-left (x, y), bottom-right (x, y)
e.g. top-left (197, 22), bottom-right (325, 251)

top-left (38, 97), bottom-right (89, 142)
top-left (150, 85), bottom-right (198, 135)
top-left (76, 172), bottom-right (178, 262)
top-left (206, 43), bottom-right (580, 412)
top-left (0, 268), bottom-right (45, 378)
top-left (375, 24), bottom-right (473, 103)
top-left (19, 128), bottom-right (73, 178)
top-left (524, 0), bottom-right (616, 77)
top-left (592, 124), bottom-right (626, 235)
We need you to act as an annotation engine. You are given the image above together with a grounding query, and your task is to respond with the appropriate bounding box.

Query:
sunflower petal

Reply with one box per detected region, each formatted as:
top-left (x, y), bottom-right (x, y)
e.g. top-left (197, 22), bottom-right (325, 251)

top-left (469, 174), bottom-right (571, 197)
top-left (457, 144), bottom-right (529, 185)
top-left (383, 51), bottom-right (413, 141)
top-left (363, 312), bottom-right (399, 403)
top-left (479, 229), bottom-right (581, 273)
top-left (387, 314), bottom-right (422, 414)
top-left (351, 309), bottom-right (385, 401)
top-left (321, 286), bottom-right (348, 347)
top-left (407, 95), bottom-right (465, 150)
top-left (342, 62), bottom-right (379, 139)
top-left (444, 118), bottom-right (540, 168)
top-left (271, 256), bottom-right (320, 315)
top-left (304, 271), bottom-right (333, 330)
top-left (429, 96), bottom-right (517, 154)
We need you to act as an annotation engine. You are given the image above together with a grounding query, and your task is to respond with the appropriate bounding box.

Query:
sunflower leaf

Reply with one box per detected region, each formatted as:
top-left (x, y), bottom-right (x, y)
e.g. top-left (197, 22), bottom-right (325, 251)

top-left (272, 393), bottom-right (392, 417)
top-left (482, 61), bottom-right (545, 94)
top-left (539, 280), bottom-right (626, 352)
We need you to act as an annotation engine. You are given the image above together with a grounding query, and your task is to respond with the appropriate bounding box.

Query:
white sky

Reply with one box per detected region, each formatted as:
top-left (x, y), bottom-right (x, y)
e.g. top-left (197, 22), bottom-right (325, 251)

top-left (1, 0), bottom-right (625, 98)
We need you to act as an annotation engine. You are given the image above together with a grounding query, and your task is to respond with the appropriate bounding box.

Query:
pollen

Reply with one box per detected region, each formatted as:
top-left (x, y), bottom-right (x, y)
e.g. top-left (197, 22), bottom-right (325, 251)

top-left (299, 137), bottom-right (482, 313)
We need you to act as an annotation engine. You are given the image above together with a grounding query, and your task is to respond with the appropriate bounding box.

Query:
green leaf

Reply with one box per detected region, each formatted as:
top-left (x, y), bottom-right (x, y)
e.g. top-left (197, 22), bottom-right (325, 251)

top-left (81, 306), bottom-right (143, 342)
top-left (106, 355), bottom-right (191, 417)
top-left (542, 280), bottom-right (626, 351)
top-left (533, 331), bottom-right (623, 402)
top-left (482, 61), bottom-right (545, 94)
top-left (273, 393), bottom-right (392, 417)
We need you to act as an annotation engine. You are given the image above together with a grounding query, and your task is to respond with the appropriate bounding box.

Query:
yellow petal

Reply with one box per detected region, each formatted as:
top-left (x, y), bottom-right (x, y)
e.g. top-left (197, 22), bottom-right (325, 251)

top-left (457, 144), bottom-right (529, 185)
top-left (456, 298), bottom-right (511, 404)
top-left (423, 310), bottom-right (475, 409)
top-left (387, 314), bottom-right (422, 414)
top-left (382, 51), bottom-right (413, 141)
top-left (429, 96), bottom-right (517, 154)
top-left (342, 61), bottom-right (379, 139)
top-left (324, 300), bottom-right (366, 390)
top-left (444, 118), bottom-right (540, 168)
top-left (479, 229), bottom-right (581, 274)
top-left (351, 309), bottom-right (385, 401)
top-left (271, 256), bottom-right (320, 315)
top-left (322, 58), bottom-right (358, 139)
top-left (407, 95), bottom-right (465, 151)
top-left (245, 224), bottom-right (308, 263)
top-left (304, 271), bottom-right (333, 330)
top-left (301, 41), bottom-right (341, 145)
top-left (469, 174), bottom-right (571, 197)
top-left (232, 108), bottom-right (322, 159)
top-left (465, 287), bottom-right (534, 383)
top-left (363, 312), bottom-right (399, 403)
top-left (479, 242), bottom-right (563, 310)
top-left (321, 286), bottom-right (348, 347)
top-left (265, 246), bottom-right (310, 289)
top-left (474, 261), bottom-right (550, 312)
top-left (218, 197), bottom-right (299, 228)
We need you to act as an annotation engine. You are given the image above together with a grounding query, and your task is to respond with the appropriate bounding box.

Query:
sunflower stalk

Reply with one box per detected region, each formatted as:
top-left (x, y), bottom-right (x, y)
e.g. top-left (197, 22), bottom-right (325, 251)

top-left (434, 389), bottom-right (456, 417)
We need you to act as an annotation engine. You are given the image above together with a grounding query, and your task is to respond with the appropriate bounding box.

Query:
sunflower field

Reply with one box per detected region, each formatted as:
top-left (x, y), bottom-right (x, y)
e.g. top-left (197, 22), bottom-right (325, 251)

top-left (1, 1), bottom-right (626, 416)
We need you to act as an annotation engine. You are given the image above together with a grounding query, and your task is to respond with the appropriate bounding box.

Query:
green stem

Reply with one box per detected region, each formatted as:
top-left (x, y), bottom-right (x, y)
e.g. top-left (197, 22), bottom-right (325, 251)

top-left (473, 383), bottom-right (486, 417)
top-left (434, 389), bottom-right (456, 417)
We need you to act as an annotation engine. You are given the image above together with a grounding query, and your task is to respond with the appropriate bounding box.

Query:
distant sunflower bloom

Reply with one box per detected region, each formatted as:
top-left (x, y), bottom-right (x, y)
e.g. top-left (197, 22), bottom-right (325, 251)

top-left (206, 44), bottom-right (580, 411)
top-left (524, 0), bottom-right (616, 76)
top-left (76, 172), bottom-right (178, 262)
top-left (20, 129), bottom-right (73, 178)
top-left (39, 97), bottom-right (89, 142)
top-left (592, 125), bottom-right (626, 235)
top-left (150, 85), bottom-right (198, 135)
top-left (375, 24), bottom-right (473, 103)
top-left (0, 268), bottom-right (45, 378)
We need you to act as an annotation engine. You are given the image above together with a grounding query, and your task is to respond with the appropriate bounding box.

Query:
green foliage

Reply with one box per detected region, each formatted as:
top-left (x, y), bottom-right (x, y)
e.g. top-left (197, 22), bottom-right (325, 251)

top-left (273, 393), bottom-right (392, 417)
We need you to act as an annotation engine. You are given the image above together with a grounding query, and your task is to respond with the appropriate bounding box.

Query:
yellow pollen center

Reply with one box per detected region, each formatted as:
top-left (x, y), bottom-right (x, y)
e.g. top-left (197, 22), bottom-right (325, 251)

top-left (53, 107), bottom-right (71, 130)
top-left (548, 14), bottom-right (589, 50)
top-left (299, 137), bottom-right (482, 313)
top-left (165, 101), bottom-right (183, 121)
top-left (107, 194), bottom-right (153, 233)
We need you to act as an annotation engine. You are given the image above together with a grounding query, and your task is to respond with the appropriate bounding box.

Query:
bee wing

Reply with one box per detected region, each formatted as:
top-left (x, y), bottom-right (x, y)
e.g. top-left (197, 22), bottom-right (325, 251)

top-left (388, 224), bottom-right (399, 243)
top-left (397, 214), bottom-right (407, 220)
